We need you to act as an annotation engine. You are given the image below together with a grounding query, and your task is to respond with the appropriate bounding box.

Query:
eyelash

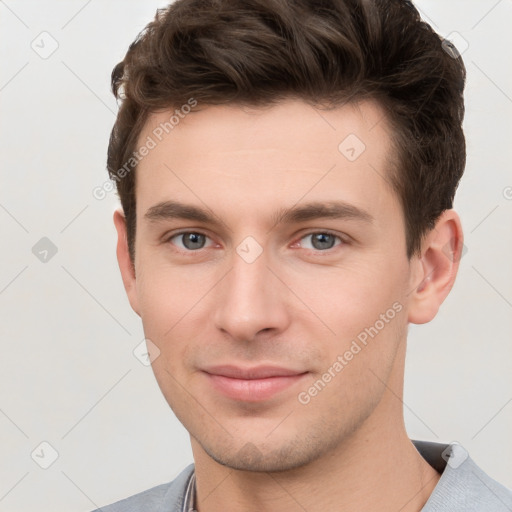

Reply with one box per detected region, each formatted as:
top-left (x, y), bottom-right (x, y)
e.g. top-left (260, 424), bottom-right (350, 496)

top-left (164, 230), bottom-right (347, 254)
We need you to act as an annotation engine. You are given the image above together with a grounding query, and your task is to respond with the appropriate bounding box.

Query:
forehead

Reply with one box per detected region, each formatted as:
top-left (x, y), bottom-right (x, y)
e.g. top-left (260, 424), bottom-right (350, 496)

top-left (139, 98), bottom-right (392, 160)
top-left (134, 98), bottom-right (399, 228)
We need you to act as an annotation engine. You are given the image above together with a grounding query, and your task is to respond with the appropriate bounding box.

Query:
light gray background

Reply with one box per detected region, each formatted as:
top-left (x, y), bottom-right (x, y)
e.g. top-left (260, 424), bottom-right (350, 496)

top-left (1, 1), bottom-right (511, 511)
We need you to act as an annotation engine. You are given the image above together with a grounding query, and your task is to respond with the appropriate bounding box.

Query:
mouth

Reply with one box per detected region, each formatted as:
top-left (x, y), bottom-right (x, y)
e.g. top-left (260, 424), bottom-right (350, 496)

top-left (201, 365), bottom-right (309, 402)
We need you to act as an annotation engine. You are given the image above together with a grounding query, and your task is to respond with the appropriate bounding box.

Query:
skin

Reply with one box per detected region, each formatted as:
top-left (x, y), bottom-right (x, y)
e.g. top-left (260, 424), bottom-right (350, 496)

top-left (114, 98), bottom-right (464, 511)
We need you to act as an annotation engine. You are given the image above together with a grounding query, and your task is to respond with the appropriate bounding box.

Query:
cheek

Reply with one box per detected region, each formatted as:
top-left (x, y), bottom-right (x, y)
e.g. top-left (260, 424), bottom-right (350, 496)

top-left (297, 306), bottom-right (406, 421)
top-left (288, 257), bottom-right (406, 340)
top-left (292, 258), bottom-right (408, 396)
top-left (136, 259), bottom-right (207, 332)
top-left (134, 270), bottom-right (199, 385)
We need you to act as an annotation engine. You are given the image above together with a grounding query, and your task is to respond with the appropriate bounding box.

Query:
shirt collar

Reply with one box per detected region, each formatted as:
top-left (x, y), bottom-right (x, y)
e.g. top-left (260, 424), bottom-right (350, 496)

top-left (182, 470), bottom-right (196, 512)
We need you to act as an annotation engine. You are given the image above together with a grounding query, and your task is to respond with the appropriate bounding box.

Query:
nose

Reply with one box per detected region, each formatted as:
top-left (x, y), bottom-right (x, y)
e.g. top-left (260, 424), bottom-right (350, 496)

top-left (213, 246), bottom-right (291, 342)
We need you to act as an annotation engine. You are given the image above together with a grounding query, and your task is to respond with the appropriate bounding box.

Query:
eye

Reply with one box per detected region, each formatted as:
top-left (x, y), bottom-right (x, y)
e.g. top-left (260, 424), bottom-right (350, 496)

top-left (167, 231), bottom-right (214, 251)
top-left (298, 232), bottom-right (344, 251)
top-left (165, 231), bottom-right (345, 253)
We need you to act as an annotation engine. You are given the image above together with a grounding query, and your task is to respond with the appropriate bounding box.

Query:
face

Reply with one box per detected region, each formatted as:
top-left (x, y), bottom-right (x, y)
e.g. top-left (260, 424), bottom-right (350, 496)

top-left (120, 98), bottom-right (421, 471)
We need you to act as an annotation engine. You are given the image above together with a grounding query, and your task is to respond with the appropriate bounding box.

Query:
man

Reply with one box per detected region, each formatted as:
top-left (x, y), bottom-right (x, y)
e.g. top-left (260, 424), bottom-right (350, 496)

top-left (94, 0), bottom-right (512, 510)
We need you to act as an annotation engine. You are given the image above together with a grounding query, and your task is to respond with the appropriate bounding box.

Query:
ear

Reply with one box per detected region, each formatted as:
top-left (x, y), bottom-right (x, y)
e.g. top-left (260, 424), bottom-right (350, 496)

top-left (407, 209), bottom-right (464, 324)
top-left (113, 208), bottom-right (140, 317)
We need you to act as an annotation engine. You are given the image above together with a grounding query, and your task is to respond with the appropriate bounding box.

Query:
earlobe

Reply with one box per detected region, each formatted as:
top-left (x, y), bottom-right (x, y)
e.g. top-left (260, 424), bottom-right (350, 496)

top-left (113, 208), bottom-right (140, 317)
top-left (407, 210), bottom-right (464, 325)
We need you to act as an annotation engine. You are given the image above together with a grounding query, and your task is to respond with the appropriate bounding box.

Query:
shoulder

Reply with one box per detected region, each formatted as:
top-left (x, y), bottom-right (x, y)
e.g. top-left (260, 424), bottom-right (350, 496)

top-left (89, 463), bottom-right (194, 512)
top-left (416, 441), bottom-right (512, 511)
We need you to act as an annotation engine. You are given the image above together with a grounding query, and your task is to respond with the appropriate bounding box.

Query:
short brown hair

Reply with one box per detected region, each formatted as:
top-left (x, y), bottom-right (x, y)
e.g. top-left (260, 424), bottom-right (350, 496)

top-left (108, 0), bottom-right (466, 263)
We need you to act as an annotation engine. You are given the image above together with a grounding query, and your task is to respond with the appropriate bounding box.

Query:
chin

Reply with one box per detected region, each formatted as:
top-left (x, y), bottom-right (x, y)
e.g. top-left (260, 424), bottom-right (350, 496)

top-left (199, 431), bottom-right (334, 473)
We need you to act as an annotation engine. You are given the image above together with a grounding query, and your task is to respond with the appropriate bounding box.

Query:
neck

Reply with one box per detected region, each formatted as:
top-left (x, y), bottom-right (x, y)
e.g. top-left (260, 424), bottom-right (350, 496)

top-left (191, 348), bottom-right (441, 512)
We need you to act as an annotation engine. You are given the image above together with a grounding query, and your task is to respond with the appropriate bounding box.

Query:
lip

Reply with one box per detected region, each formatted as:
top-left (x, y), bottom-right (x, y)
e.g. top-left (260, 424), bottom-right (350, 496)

top-left (202, 365), bottom-right (308, 402)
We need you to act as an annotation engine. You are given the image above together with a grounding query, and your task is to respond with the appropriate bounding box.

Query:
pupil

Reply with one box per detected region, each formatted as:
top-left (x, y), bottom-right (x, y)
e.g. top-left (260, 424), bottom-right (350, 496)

top-left (312, 233), bottom-right (334, 250)
top-left (183, 233), bottom-right (205, 250)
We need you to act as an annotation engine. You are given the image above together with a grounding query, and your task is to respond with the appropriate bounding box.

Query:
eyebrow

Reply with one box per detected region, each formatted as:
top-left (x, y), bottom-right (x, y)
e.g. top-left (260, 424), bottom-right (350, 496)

top-left (143, 200), bottom-right (374, 227)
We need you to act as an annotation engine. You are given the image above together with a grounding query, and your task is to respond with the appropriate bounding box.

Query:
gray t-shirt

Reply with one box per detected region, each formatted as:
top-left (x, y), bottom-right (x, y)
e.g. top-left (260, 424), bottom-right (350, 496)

top-left (92, 440), bottom-right (512, 511)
